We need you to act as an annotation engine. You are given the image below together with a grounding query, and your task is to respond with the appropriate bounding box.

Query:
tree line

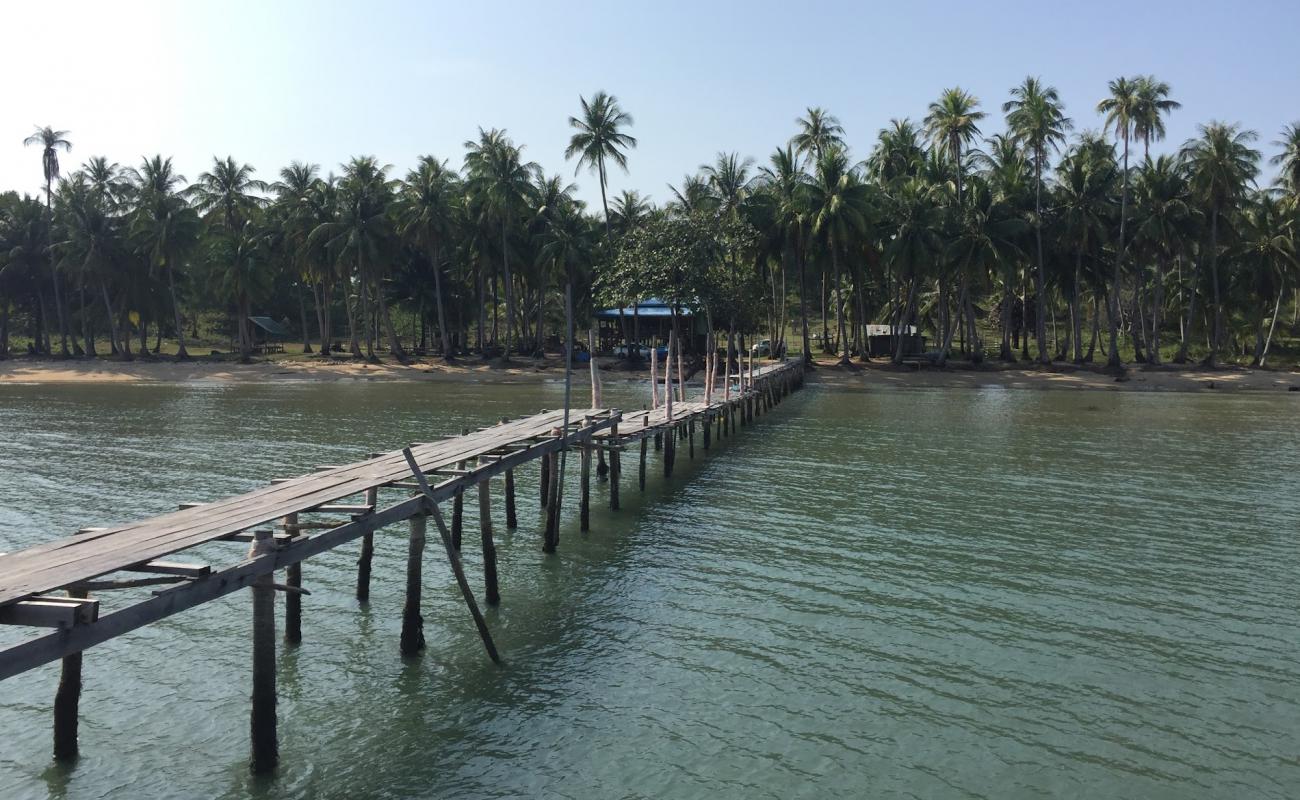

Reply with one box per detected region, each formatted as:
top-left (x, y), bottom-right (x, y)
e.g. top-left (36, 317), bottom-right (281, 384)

top-left (2, 79), bottom-right (1298, 368)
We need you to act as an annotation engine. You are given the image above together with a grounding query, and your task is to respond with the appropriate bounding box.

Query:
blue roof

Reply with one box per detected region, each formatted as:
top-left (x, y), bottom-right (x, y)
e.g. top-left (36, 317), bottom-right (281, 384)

top-left (596, 298), bottom-right (692, 318)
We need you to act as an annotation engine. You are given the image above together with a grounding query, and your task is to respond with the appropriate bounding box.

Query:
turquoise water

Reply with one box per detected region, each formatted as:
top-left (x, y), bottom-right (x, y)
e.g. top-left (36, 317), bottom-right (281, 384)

top-left (0, 378), bottom-right (1297, 799)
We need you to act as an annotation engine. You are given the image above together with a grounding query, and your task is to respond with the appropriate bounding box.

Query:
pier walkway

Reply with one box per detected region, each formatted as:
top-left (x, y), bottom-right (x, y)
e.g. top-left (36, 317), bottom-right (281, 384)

top-left (0, 357), bottom-right (805, 768)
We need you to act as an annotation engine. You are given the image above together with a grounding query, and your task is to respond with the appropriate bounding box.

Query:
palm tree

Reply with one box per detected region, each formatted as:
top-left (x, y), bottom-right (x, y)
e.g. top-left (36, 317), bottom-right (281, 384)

top-left (1233, 193), bottom-right (1295, 366)
top-left (609, 190), bottom-right (652, 236)
top-left (1097, 77), bottom-right (1143, 368)
top-left (792, 107), bottom-right (845, 163)
top-left (925, 88), bottom-right (985, 362)
top-left (807, 146), bottom-right (871, 365)
top-left (868, 119), bottom-right (926, 185)
top-left (565, 91), bottom-right (636, 245)
top-left (702, 153), bottom-right (756, 218)
top-left (398, 156), bottom-right (459, 360)
top-left (271, 161), bottom-right (325, 353)
top-left (1272, 123), bottom-right (1300, 197)
top-left (1133, 76), bottom-right (1181, 160)
top-left (464, 129), bottom-right (538, 362)
top-left (1004, 77), bottom-right (1072, 364)
top-left (23, 126), bottom-right (72, 356)
top-left (1132, 155), bottom-right (1195, 364)
top-left (128, 156), bottom-right (200, 359)
top-left (759, 145), bottom-right (813, 362)
top-left (188, 156), bottom-right (268, 230)
top-left (1181, 122), bottom-right (1260, 367)
top-left (882, 178), bottom-right (944, 364)
top-left (213, 220), bottom-right (269, 362)
top-left (667, 173), bottom-right (717, 215)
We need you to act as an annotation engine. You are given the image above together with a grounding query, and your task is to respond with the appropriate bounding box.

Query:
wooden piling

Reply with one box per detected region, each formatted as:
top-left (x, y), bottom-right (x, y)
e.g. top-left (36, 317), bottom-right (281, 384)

top-left (609, 422), bottom-right (621, 510)
top-left (689, 420), bottom-right (695, 459)
top-left (543, 448), bottom-right (561, 553)
top-left (250, 529), bottom-right (278, 774)
top-left (703, 414), bottom-right (711, 449)
top-left (504, 467), bottom-right (518, 529)
top-left (639, 438), bottom-right (648, 490)
top-left (452, 427), bottom-right (468, 549)
top-left (580, 437), bottom-right (592, 532)
top-left (356, 487), bottom-right (377, 602)
top-left (284, 512), bottom-right (302, 644)
top-left (540, 445), bottom-right (550, 508)
top-left (400, 513), bottom-right (426, 656)
top-left (663, 427), bottom-right (675, 478)
top-left (479, 461), bottom-right (500, 605)
top-left (52, 587), bottom-right (86, 761)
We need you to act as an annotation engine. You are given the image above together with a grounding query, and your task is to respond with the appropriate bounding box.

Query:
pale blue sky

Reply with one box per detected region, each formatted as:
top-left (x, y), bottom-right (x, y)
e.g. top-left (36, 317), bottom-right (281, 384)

top-left (2, 0), bottom-right (1296, 208)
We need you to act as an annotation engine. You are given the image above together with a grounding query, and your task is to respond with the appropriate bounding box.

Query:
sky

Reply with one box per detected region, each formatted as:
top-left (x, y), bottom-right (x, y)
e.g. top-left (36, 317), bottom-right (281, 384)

top-left (1, 0), bottom-right (1297, 209)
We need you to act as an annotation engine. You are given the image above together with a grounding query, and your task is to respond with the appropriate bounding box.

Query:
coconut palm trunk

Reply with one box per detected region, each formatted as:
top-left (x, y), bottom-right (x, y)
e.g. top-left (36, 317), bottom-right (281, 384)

top-left (1032, 146), bottom-right (1050, 364)
top-left (797, 228), bottom-right (812, 365)
top-left (98, 278), bottom-right (123, 359)
top-left (167, 266), bottom-right (189, 360)
top-left (1204, 210), bottom-right (1222, 368)
top-left (1107, 131), bottom-right (1130, 369)
top-left (430, 245), bottom-right (452, 360)
top-left (500, 220), bottom-right (514, 361)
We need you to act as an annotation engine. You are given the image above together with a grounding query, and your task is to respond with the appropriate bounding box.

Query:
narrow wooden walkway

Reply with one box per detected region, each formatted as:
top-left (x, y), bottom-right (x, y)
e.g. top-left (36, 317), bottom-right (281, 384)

top-left (0, 356), bottom-right (805, 767)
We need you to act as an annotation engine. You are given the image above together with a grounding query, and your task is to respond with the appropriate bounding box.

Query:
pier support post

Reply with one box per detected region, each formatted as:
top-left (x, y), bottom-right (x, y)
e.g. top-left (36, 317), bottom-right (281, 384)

top-left (453, 428), bottom-right (468, 549)
top-left (479, 460), bottom-right (500, 605)
top-left (663, 426), bottom-right (675, 479)
top-left (357, 487), bottom-right (377, 602)
top-left (639, 438), bottom-right (648, 490)
top-left (543, 447), bottom-right (561, 553)
top-left (504, 468), bottom-right (518, 529)
top-left (597, 447), bottom-right (608, 481)
top-left (540, 445), bottom-right (550, 508)
top-left (250, 529), bottom-right (278, 774)
top-left (400, 513), bottom-right (426, 656)
top-left (689, 420), bottom-right (695, 459)
top-left (654, 431), bottom-right (662, 452)
top-left (52, 587), bottom-right (86, 761)
top-left (609, 422), bottom-right (621, 510)
top-left (284, 512), bottom-right (302, 644)
top-left (580, 437), bottom-right (592, 532)
top-left (703, 414), bottom-right (711, 450)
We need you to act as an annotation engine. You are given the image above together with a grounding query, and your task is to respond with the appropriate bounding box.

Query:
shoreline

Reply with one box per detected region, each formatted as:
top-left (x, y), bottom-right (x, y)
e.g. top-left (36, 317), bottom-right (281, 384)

top-left (0, 355), bottom-right (1297, 393)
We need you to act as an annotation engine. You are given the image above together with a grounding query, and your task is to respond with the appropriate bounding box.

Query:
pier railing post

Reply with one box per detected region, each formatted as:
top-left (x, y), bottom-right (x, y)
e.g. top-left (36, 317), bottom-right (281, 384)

top-left (400, 513), bottom-right (427, 656)
top-left (250, 529), bottom-right (278, 774)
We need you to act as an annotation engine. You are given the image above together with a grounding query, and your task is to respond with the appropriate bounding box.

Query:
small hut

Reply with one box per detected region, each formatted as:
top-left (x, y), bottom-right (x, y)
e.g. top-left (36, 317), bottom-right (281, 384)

top-left (595, 298), bottom-right (703, 354)
top-left (247, 316), bottom-right (291, 354)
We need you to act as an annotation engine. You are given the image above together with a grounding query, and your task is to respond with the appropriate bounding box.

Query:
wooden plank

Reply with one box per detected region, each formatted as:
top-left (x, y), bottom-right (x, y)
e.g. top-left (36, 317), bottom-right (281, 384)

top-left (128, 561), bottom-right (211, 578)
top-left (0, 597), bottom-right (98, 627)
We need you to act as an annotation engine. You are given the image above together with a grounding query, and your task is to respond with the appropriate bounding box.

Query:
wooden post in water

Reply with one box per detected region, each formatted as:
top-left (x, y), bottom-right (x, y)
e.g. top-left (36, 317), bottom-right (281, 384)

top-left (284, 512), bottom-right (302, 644)
top-left (580, 429), bottom-right (592, 532)
top-left (499, 417), bottom-right (517, 529)
top-left (663, 425), bottom-right (675, 478)
top-left (453, 427), bottom-right (468, 549)
top-left (479, 459), bottom-right (500, 605)
top-left (689, 419), bottom-right (695, 459)
top-left (543, 431), bottom-right (562, 553)
top-left (250, 529), bottom-right (278, 774)
top-left (400, 513), bottom-right (426, 655)
top-left (539, 444), bottom-right (550, 508)
top-left (52, 587), bottom-right (87, 761)
top-left (639, 437), bottom-right (648, 490)
top-left (703, 414), bottom-right (711, 450)
top-left (356, 486), bottom-right (377, 602)
top-left (504, 468), bottom-right (517, 529)
top-left (608, 421), bottom-right (621, 510)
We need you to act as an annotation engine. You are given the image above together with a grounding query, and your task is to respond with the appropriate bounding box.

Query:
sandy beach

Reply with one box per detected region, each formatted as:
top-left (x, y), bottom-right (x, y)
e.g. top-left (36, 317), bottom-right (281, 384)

top-left (1, 355), bottom-right (1298, 393)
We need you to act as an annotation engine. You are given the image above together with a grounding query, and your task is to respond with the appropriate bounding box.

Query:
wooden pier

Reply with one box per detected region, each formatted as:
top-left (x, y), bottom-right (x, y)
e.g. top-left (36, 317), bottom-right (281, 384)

top-left (0, 357), bottom-right (804, 770)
